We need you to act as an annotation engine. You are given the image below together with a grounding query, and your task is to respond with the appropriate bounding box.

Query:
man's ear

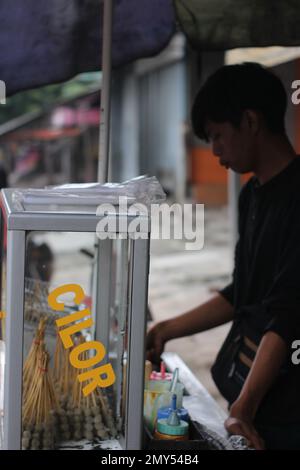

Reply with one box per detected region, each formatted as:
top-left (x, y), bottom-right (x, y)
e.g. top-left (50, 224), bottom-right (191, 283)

top-left (244, 109), bottom-right (259, 135)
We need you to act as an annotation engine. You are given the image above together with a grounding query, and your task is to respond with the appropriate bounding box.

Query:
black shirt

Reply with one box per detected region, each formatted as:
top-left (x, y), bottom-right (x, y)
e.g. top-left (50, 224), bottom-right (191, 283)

top-left (219, 157), bottom-right (300, 425)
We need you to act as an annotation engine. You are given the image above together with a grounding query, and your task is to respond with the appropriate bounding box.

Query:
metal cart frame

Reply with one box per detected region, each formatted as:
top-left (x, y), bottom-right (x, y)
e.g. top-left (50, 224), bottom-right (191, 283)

top-left (1, 188), bottom-right (150, 450)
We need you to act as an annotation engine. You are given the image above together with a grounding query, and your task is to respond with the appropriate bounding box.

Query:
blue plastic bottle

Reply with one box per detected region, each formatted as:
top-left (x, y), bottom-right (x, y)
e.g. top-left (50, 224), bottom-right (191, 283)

top-left (156, 394), bottom-right (190, 423)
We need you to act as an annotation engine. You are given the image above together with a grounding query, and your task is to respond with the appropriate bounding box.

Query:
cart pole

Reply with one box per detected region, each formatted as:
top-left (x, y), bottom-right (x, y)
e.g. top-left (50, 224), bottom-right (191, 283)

top-left (94, 0), bottom-right (114, 359)
top-left (98, 0), bottom-right (114, 184)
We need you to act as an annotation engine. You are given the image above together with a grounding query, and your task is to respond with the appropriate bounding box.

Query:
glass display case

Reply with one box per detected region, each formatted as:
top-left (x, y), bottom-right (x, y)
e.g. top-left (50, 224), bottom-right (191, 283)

top-left (0, 186), bottom-right (150, 450)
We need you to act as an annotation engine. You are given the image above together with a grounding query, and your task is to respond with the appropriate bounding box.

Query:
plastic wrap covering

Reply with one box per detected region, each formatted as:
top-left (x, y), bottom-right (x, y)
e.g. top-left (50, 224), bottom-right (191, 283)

top-left (12, 176), bottom-right (166, 212)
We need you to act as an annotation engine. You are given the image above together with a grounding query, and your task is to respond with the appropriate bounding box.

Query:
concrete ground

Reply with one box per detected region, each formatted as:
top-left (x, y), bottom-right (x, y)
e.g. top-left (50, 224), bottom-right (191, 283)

top-left (148, 206), bottom-right (234, 411)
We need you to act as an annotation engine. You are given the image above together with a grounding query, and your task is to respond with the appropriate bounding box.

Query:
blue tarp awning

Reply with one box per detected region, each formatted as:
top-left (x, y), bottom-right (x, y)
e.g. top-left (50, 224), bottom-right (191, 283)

top-left (0, 0), bottom-right (176, 96)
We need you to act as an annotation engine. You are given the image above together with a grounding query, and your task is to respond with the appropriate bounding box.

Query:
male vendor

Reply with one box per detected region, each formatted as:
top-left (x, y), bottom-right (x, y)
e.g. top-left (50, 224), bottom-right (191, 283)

top-left (147, 63), bottom-right (300, 450)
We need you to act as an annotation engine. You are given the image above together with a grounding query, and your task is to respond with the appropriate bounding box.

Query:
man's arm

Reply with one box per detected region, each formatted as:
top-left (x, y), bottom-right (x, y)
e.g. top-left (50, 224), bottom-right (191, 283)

top-left (147, 293), bottom-right (234, 363)
top-left (225, 330), bottom-right (288, 450)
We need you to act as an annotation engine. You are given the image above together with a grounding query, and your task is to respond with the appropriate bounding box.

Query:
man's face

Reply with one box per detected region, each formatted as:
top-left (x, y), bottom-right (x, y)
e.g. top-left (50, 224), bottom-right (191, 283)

top-left (205, 116), bottom-right (257, 174)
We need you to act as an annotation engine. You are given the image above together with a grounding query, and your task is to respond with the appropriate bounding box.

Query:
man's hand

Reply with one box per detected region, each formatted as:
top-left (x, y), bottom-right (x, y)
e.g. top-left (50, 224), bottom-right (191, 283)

top-left (146, 322), bottom-right (167, 364)
top-left (146, 294), bottom-right (234, 364)
top-left (225, 412), bottom-right (265, 450)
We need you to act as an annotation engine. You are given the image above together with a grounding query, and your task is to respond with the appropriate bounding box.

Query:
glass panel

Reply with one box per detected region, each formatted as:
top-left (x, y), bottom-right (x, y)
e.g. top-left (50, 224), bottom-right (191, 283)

top-left (107, 238), bottom-right (132, 436)
top-left (0, 207), bottom-right (6, 449)
top-left (21, 231), bottom-right (131, 450)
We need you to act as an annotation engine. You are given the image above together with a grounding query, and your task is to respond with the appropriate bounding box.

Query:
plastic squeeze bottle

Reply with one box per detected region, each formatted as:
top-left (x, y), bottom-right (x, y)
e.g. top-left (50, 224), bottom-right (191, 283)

top-left (154, 394), bottom-right (189, 441)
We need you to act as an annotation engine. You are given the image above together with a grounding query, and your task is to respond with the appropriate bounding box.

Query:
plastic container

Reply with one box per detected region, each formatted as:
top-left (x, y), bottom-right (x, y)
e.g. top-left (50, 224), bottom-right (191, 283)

top-left (150, 370), bottom-right (173, 381)
top-left (144, 360), bottom-right (152, 383)
top-left (144, 380), bottom-right (184, 432)
top-left (154, 400), bottom-right (189, 441)
top-left (153, 429), bottom-right (188, 441)
top-left (157, 404), bottom-right (189, 423)
top-left (150, 361), bottom-right (172, 381)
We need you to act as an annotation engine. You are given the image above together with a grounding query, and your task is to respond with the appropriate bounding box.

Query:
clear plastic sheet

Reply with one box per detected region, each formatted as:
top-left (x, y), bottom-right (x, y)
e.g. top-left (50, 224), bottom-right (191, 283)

top-left (12, 176), bottom-right (166, 211)
top-left (228, 435), bottom-right (253, 450)
top-left (182, 396), bottom-right (252, 450)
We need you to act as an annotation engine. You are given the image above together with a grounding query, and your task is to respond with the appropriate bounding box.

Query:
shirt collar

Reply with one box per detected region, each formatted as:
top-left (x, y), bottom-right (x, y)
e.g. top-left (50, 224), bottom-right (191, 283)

top-left (252, 157), bottom-right (300, 193)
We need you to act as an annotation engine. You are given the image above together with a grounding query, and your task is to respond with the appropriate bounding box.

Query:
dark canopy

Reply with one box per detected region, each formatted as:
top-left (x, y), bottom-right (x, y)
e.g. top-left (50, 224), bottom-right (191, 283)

top-left (174, 0), bottom-right (300, 50)
top-left (0, 0), bottom-right (175, 96)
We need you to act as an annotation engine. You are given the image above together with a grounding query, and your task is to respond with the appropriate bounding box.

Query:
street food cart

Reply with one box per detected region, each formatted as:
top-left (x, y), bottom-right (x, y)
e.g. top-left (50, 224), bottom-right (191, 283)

top-left (0, 181), bottom-right (245, 451)
top-left (0, 183), bottom-right (152, 450)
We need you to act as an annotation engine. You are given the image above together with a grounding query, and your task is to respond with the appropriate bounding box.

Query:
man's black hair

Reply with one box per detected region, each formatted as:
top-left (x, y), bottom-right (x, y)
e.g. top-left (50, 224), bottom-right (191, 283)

top-left (191, 62), bottom-right (287, 141)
